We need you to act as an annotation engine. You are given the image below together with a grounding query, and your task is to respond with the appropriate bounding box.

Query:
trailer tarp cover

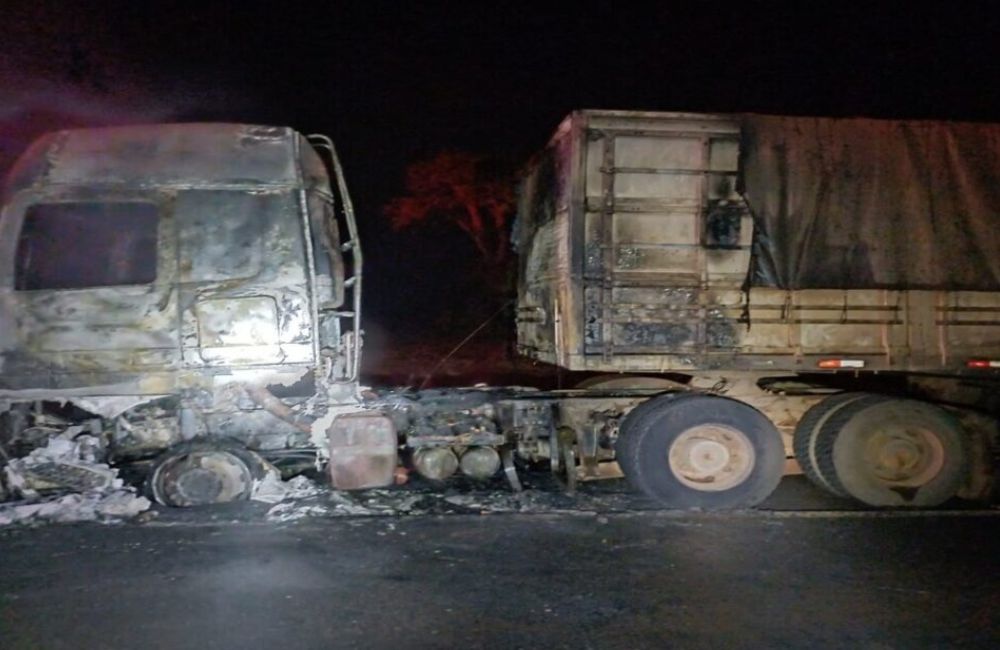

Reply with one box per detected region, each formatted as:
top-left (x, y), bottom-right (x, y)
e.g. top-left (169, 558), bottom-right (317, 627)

top-left (740, 115), bottom-right (1000, 291)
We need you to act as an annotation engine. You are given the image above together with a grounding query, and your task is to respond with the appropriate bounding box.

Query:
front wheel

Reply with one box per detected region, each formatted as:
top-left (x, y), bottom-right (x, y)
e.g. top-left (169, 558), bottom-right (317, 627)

top-left (618, 394), bottom-right (785, 509)
top-left (147, 439), bottom-right (270, 507)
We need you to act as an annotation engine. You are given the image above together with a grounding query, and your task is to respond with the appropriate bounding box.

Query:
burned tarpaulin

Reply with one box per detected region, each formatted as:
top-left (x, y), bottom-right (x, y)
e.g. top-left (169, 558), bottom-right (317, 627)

top-left (740, 115), bottom-right (1000, 290)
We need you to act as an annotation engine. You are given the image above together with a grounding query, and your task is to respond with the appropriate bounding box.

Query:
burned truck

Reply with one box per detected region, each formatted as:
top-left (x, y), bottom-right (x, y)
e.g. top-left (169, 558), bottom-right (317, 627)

top-left (1, 113), bottom-right (998, 513)
top-left (0, 125), bottom-right (373, 507)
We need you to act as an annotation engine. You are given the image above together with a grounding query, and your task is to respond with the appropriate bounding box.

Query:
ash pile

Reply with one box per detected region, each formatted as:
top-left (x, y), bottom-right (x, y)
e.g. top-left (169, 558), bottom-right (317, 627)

top-left (0, 417), bottom-right (151, 526)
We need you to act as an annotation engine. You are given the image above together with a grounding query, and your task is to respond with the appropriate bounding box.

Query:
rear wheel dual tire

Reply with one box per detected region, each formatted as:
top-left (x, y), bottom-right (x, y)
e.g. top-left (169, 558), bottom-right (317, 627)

top-left (793, 394), bottom-right (968, 507)
top-left (793, 393), bottom-right (888, 498)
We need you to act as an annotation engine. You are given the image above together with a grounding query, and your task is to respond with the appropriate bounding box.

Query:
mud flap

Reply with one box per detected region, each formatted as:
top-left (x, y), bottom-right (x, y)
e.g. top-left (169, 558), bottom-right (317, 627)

top-left (327, 412), bottom-right (397, 489)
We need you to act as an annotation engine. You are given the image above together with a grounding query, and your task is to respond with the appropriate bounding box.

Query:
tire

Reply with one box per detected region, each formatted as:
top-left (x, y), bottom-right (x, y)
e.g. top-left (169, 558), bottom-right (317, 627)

top-left (812, 394), bottom-right (891, 498)
top-left (615, 392), bottom-right (685, 490)
top-left (619, 394), bottom-right (785, 509)
top-left (792, 393), bottom-right (883, 497)
top-left (831, 399), bottom-right (968, 507)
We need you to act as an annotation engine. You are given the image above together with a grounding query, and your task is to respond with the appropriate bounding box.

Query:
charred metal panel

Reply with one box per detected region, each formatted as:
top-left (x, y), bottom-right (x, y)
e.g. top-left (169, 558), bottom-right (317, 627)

top-left (176, 189), bottom-right (313, 368)
top-left (515, 116), bottom-right (579, 363)
top-left (531, 112), bottom-right (749, 366)
top-left (4, 124), bottom-right (300, 195)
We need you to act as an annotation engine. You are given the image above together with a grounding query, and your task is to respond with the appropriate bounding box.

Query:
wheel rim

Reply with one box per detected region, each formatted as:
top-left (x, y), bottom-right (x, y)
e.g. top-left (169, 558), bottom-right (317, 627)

top-left (154, 450), bottom-right (254, 506)
top-left (667, 424), bottom-right (756, 491)
top-left (863, 425), bottom-right (945, 487)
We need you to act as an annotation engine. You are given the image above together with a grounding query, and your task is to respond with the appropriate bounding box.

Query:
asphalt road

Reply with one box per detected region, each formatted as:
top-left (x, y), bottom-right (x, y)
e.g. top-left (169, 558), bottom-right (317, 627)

top-left (1, 494), bottom-right (998, 650)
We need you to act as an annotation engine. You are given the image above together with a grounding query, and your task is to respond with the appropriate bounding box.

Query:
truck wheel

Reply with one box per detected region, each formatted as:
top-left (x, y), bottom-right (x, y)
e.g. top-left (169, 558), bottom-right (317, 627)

top-left (147, 440), bottom-right (269, 507)
top-left (621, 394), bottom-right (784, 509)
top-left (831, 399), bottom-right (968, 507)
top-left (792, 392), bottom-right (882, 497)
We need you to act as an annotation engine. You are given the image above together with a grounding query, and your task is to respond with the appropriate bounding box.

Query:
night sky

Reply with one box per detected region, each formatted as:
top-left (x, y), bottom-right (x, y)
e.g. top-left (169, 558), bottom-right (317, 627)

top-left (3, 1), bottom-right (1000, 338)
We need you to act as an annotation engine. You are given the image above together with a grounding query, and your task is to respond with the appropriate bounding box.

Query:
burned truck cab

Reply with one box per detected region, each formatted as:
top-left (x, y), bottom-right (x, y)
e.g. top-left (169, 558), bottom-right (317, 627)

top-left (0, 124), bottom-right (364, 504)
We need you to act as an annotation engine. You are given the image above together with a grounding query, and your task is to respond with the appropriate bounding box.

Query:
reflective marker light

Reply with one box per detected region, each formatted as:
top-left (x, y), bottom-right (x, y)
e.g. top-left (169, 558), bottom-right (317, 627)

top-left (817, 359), bottom-right (866, 369)
top-left (966, 359), bottom-right (1000, 369)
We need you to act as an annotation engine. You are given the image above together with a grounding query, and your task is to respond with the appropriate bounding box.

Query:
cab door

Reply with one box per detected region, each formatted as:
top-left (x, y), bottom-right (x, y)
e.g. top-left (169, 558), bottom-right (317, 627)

top-left (174, 189), bottom-right (315, 372)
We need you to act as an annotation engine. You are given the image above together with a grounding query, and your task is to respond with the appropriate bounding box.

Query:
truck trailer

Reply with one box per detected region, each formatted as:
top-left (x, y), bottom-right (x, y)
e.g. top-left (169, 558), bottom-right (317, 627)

top-left (0, 112), bottom-right (997, 511)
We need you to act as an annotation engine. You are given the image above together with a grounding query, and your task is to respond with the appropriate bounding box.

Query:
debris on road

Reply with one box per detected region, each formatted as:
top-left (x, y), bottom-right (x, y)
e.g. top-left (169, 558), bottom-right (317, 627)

top-left (252, 472), bottom-right (323, 504)
top-left (262, 475), bottom-right (655, 523)
top-left (4, 431), bottom-right (112, 495)
top-left (266, 502), bottom-right (332, 522)
top-left (0, 431), bottom-right (151, 526)
top-left (0, 490), bottom-right (151, 526)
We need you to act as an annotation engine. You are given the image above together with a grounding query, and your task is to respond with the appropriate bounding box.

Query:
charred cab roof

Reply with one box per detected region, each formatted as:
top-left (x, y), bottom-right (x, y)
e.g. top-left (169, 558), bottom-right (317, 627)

top-left (4, 123), bottom-right (328, 197)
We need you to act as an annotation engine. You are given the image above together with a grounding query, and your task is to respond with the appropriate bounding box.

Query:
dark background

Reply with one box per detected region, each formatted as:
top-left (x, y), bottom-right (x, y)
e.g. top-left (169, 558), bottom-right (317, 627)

top-left (3, 1), bottom-right (999, 347)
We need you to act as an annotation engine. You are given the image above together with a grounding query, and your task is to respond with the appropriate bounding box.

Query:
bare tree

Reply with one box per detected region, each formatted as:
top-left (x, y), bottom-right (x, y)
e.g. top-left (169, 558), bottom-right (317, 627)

top-left (384, 151), bottom-right (514, 270)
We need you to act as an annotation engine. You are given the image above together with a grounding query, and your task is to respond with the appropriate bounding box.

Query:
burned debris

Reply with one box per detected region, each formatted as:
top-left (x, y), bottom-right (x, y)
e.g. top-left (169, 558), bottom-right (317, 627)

top-left (0, 413), bottom-right (151, 525)
top-left (0, 385), bottom-right (637, 526)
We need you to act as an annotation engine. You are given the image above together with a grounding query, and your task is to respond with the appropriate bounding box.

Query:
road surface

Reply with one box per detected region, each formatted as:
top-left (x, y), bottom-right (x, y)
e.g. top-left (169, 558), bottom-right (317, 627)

top-left (1, 484), bottom-right (998, 649)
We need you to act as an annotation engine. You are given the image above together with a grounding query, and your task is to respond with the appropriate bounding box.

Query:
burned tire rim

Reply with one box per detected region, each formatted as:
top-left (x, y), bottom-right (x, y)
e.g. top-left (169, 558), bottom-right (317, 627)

top-left (667, 424), bottom-right (755, 491)
top-left (151, 450), bottom-right (255, 507)
top-left (148, 441), bottom-right (267, 507)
